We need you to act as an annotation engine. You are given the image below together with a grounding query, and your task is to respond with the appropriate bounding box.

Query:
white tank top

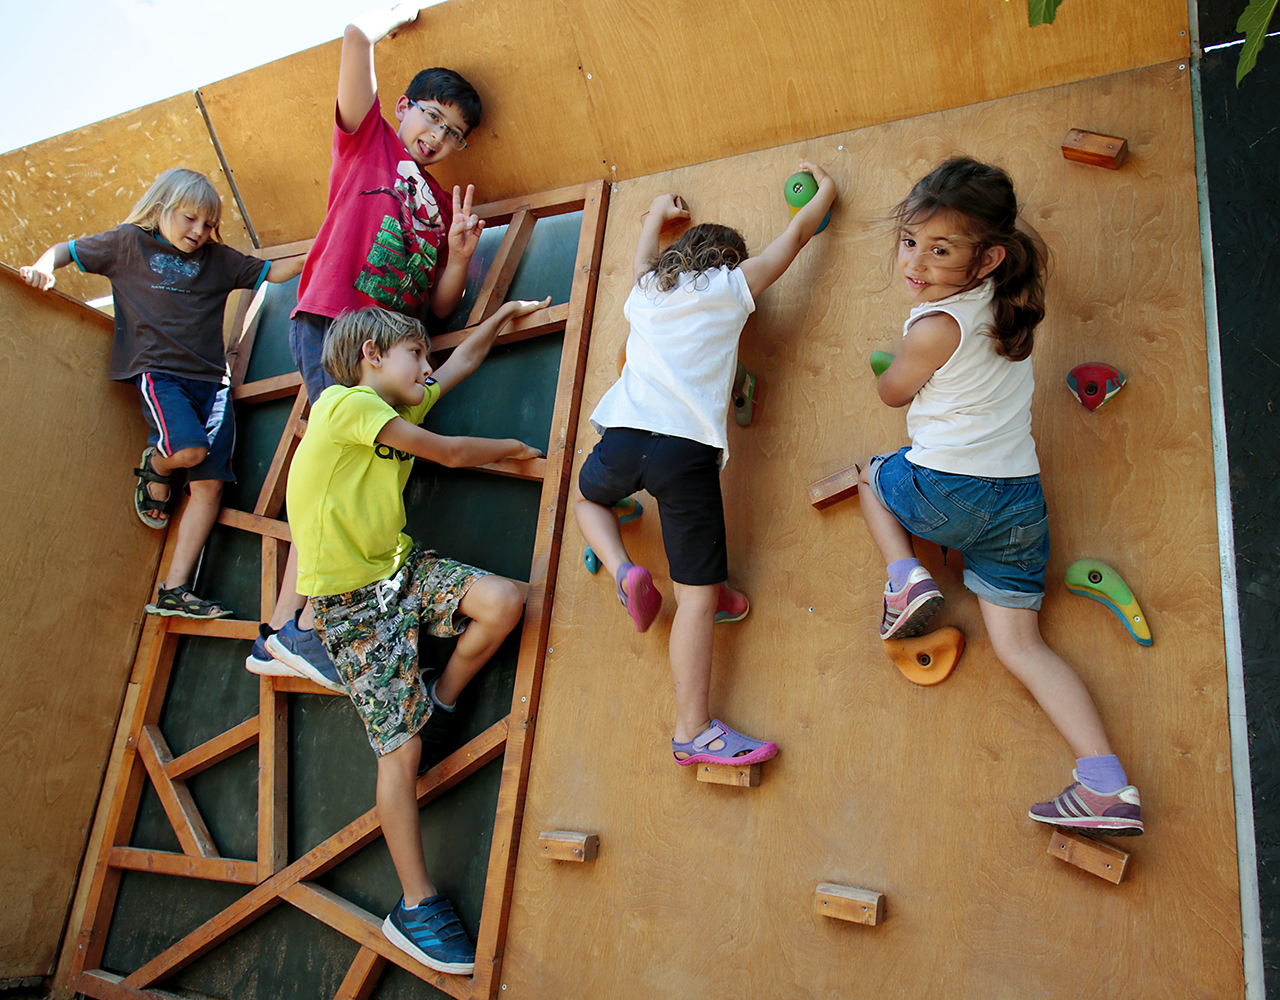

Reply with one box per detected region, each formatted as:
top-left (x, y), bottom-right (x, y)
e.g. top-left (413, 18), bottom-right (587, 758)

top-left (904, 281), bottom-right (1039, 477)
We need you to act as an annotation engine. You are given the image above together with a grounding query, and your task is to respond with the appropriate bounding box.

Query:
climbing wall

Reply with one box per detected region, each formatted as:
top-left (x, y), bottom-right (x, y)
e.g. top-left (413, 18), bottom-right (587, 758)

top-left (500, 61), bottom-right (1244, 998)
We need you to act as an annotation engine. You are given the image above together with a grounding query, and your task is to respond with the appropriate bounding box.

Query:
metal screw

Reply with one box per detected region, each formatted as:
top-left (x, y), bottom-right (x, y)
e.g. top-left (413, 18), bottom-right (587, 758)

top-left (521, 696), bottom-right (527, 702)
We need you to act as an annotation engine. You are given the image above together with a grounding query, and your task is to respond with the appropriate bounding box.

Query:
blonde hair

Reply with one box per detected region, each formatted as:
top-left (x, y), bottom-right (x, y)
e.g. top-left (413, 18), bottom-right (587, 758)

top-left (322, 307), bottom-right (430, 387)
top-left (122, 168), bottom-right (224, 242)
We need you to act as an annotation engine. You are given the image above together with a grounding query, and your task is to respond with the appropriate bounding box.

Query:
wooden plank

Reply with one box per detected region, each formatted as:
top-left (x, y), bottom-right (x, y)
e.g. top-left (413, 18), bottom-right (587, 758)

top-left (429, 302), bottom-right (567, 353)
top-left (77, 969), bottom-right (174, 1000)
top-left (107, 847), bottom-right (259, 885)
top-left (231, 372), bottom-right (304, 404)
top-left (806, 465), bottom-right (860, 510)
top-left (466, 207), bottom-right (537, 327)
top-left (217, 508), bottom-right (292, 542)
top-left (161, 618), bottom-right (259, 641)
top-left (470, 179), bottom-right (609, 1000)
top-left (472, 457), bottom-right (546, 482)
top-left (694, 763), bottom-right (762, 788)
top-left (1047, 830), bottom-right (1130, 884)
top-left (120, 720), bottom-right (506, 989)
top-left (334, 947), bottom-right (386, 1000)
top-left (814, 884), bottom-right (885, 926)
top-left (257, 679), bottom-right (289, 881)
top-left (138, 727), bottom-right (217, 860)
top-left (164, 717), bottom-right (259, 780)
top-left (1061, 128), bottom-right (1130, 169)
top-left (282, 883), bottom-right (470, 1000)
top-left (254, 387), bottom-right (309, 518)
top-left (537, 831), bottom-right (599, 862)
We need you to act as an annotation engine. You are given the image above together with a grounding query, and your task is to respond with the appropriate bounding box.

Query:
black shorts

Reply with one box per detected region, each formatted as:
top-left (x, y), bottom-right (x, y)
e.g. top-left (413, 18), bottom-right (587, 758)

top-left (578, 428), bottom-right (726, 587)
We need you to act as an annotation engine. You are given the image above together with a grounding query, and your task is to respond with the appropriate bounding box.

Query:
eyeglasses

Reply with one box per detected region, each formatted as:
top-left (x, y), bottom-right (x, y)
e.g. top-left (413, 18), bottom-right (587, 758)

top-left (410, 100), bottom-right (467, 150)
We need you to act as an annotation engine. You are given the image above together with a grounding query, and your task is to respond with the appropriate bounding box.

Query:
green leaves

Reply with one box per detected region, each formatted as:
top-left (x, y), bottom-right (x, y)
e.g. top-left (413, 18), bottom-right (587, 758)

top-left (1027, 0), bottom-right (1066, 27)
top-left (1236, 0), bottom-right (1279, 84)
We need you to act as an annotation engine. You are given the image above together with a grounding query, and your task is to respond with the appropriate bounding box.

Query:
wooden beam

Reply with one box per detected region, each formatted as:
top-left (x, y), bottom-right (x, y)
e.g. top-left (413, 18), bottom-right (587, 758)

top-left (429, 302), bottom-right (567, 353)
top-left (473, 183), bottom-right (603, 226)
top-left (471, 457), bottom-right (546, 482)
top-left (138, 727), bottom-right (217, 859)
top-left (162, 618), bottom-right (259, 641)
top-left (164, 717), bottom-right (259, 780)
top-left (107, 847), bottom-right (258, 885)
top-left (217, 508), bottom-right (292, 542)
top-left (258, 678), bottom-right (289, 881)
top-left (466, 207), bottom-right (536, 327)
top-left (254, 386), bottom-right (309, 518)
top-left (334, 947), bottom-right (387, 1000)
top-left (77, 969), bottom-right (173, 1000)
top-left (231, 371), bottom-right (304, 404)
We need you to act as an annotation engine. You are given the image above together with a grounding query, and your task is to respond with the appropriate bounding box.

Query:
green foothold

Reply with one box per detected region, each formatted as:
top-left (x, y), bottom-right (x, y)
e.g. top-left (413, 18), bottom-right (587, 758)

top-left (1064, 558), bottom-right (1152, 646)
top-left (870, 351), bottom-right (896, 379)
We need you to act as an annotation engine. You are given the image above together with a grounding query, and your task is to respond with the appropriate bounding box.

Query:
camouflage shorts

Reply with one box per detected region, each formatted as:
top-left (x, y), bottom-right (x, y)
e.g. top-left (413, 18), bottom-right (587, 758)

top-left (311, 546), bottom-right (490, 756)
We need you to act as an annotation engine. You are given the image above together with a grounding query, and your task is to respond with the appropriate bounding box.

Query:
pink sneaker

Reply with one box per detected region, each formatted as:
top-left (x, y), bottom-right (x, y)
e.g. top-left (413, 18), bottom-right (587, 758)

top-left (1029, 771), bottom-right (1144, 836)
top-left (714, 584), bottom-right (750, 625)
top-left (617, 563), bottom-right (662, 632)
top-left (879, 566), bottom-right (944, 639)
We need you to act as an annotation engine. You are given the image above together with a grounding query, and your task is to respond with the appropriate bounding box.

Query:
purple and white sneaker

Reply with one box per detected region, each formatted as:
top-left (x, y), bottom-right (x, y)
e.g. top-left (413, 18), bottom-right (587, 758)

top-left (879, 566), bottom-right (944, 639)
top-left (1029, 770), bottom-right (1144, 836)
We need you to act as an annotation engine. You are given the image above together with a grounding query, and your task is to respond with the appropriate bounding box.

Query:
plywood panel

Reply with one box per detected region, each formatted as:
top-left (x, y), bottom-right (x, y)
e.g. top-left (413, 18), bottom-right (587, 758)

top-left (503, 62), bottom-right (1243, 998)
top-left (196, 0), bottom-right (602, 247)
top-left (0, 270), bottom-right (163, 979)
top-left (194, 0), bottom-right (1187, 248)
top-left (0, 94), bottom-right (254, 306)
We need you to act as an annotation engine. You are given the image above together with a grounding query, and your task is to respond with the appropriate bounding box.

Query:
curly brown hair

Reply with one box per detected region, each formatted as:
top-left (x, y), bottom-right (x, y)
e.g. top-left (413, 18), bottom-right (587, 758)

top-left (642, 223), bottom-right (748, 292)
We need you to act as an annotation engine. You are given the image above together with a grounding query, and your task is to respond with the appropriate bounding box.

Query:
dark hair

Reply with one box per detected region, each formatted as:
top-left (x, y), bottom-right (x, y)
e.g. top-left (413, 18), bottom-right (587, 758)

top-left (404, 68), bottom-right (481, 133)
top-left (892, 158), bottom-right (1045, 362)
top-left (643, 223), bottom-right (748, 293)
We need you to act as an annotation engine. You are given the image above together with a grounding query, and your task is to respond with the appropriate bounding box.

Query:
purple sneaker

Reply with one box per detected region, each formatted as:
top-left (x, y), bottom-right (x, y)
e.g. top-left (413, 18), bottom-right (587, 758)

top-left (879, 566), bottom-right (944, 639)
top-left (1029, 771), bottom-right (1144, 836)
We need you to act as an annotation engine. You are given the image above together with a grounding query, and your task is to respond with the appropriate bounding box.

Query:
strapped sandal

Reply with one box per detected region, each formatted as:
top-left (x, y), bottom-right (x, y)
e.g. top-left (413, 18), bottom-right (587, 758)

top-left (133, 447), bottom-right (175, 529)
top-left (616, 562), bottom-right (661, 633)
top-left (672, 719), bottom-right (778, 767)
top-left (145, 584), bottom-right (233, 620)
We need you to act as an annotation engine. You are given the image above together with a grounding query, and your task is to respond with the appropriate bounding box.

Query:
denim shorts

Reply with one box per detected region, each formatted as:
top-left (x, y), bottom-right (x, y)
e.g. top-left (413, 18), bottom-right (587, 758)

top-left (867, 447), bottom-right (1048, 610)
top-left (578, 428), bottom-right (727, 586)
top-left (136, 372), bottom-right (235, 482)
top-left (289, 311), bottom-right (338, 405)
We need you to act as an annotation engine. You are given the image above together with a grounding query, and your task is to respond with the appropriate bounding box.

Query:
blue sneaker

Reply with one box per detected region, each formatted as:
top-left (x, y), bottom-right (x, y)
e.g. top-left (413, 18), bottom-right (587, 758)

top-left (265, 612), bottom-right (345, 694)
top-left (245, 624), bottom-right (294, 677)
top-left (382, 895), bottom-right (475, 974)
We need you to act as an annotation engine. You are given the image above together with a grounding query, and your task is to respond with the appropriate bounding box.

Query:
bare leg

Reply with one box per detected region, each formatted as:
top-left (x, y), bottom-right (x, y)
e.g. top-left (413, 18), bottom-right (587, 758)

top-left (670, 582), bottom-right (718, 744)
top-left (268, 545), bottom-right (311, 629)
top-left (573, 481), bottom-right (631, 582)
top-left (857, 463), bottom-right (916, 565)
top-left (434, 575), bottom-right (524, 706)
top-left (377, 736), bottom-right (435, 907)
top-left (164, 478), bottom-right (222, 590)
top-left (978, 598), bottom-right (1113, 758)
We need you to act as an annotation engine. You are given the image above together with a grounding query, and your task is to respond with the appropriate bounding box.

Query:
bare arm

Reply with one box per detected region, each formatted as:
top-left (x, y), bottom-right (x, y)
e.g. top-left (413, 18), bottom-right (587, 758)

top-left (633, 193), bottom-right (689, 284)
top-left (376, 417), bottom-right (542, 467)
top-left (877, 312), bottom-right (961, 407)
top-left (739, 161), bottom-right (836, 299)
top-left (265, 254), bottom-right (307, 283)
top-left (337, 3), bottom-right (419, 133)
top-left (430, 296), bottom-right (551, 395)
top-left (429, 185), bottom-right (484, 318)
top-left (20, 242), bottom-right (72, 291)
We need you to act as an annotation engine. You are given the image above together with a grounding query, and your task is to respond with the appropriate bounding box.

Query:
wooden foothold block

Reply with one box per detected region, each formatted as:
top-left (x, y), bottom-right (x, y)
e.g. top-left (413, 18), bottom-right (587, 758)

top-left (815, 883), bottom-right (885, 925)
top-left (883, 626), bottom-right (964, 686)
top-left (1048, 829), bottom-right (1129, 884)
top-left (1062, 129), bottom-right (1129, 169)
top-left (539, 830), bottom-right (599, 862)
top-left (807, 465), bottom-right (860, 509)
top-left (695, 762), bottom-right (762, 787)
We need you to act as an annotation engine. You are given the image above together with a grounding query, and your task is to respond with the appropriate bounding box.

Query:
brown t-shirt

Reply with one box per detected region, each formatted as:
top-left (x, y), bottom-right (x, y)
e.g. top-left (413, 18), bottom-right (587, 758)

top-left (71, 225), bottom-right (268, 382)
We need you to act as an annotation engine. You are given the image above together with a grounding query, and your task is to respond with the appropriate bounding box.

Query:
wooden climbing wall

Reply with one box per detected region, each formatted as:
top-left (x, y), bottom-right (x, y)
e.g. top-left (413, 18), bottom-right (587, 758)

top-left (500, 61), bottom-right (1244, 998)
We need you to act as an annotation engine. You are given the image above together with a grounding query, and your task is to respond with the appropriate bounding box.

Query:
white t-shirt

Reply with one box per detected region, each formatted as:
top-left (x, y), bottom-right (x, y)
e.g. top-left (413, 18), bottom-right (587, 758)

top-left (905, 281), bottom-right (1040, 477)
top-left (589, 266), bottom-right (755, 468)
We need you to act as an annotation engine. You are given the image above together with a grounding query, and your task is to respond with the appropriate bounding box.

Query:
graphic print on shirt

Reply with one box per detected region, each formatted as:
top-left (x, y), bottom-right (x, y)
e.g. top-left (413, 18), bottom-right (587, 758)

top-left (355, 160), bottom-right (447, 313)
top-left (148, 252), bottom-right (201, 291)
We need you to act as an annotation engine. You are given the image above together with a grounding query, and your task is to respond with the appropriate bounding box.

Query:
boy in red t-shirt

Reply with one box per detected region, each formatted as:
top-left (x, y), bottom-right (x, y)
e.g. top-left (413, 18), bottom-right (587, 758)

top-left (249, 2), bottom-right (491, 685)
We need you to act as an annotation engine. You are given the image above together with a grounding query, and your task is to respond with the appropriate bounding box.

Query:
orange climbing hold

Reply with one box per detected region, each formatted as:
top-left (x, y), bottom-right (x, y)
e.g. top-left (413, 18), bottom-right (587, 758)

top-left (883, 626), bottom-right (964, 686)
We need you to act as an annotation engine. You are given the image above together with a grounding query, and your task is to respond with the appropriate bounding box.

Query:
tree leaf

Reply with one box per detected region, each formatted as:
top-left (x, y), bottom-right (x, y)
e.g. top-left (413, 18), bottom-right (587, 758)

top-left (1027, 0), bottom-right (1066, 26)
top-left (1236, 0), bottom-right (1279, 85)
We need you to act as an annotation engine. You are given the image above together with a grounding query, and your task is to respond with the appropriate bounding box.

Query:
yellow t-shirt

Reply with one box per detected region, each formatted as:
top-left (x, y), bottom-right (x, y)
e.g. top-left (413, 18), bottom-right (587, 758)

top-left (288, 382), bottom-right (442, 597)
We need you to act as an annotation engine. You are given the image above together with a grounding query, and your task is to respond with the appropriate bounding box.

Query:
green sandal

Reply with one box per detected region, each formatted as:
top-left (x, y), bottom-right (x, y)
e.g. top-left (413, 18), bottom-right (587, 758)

top-left (145, 584), bottom-right (233, 620)
top-left (134, 447), bottom-right (175, 529)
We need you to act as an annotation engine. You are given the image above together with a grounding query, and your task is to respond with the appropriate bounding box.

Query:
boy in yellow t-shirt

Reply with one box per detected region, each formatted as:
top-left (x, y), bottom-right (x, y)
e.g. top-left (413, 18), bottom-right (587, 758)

top-left (285, 298), bottom-right (546, 974)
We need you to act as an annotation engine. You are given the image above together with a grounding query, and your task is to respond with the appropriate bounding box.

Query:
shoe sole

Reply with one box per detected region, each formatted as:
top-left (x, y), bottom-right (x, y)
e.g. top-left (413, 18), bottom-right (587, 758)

top-left (621, 566), bottom-right (662, 632)
top-left (1028, 813), bottom-right (1144, 837)
top-left (245, 653), bottom-right (302, 677)
top-left (880, 594), bottom-right (944, 640)
top-left (264, 637), bottom-right (346, 694)
top-left (381, 916), bottom-right (475, 975)
top-left (145, 606), bottom-right (233, 620)
top-left (674, 742), bottom-right (779, 767)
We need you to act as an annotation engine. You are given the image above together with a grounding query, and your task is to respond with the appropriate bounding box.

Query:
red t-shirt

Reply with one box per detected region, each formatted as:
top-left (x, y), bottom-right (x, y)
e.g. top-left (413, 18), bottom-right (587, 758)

top-left (294, 98), bottom-right (452, 320)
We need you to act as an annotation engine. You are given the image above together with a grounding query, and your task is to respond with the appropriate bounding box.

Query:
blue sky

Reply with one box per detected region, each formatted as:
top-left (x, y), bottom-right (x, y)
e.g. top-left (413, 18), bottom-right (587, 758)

top-left (1, 0), bottom-right (443, 154)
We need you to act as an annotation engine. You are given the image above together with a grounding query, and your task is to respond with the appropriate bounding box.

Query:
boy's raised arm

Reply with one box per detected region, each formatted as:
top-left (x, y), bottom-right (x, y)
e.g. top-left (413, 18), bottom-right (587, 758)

top-left (430, 296), bottom-right (550, 395)
top-left (338, 3), bottom-right (420, 132)
top-left (21, 242), bottom-right (72, 291)
top-left (376, 419), bottom-right (542, 469)
top-left (633, 194), bottom-right (689, 284)
top-left (739, 161), bottom-right (836, 299)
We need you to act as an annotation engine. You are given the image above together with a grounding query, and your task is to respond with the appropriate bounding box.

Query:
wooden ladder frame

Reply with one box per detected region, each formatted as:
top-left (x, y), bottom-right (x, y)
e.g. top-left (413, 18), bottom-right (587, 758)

top-left (56, 179), bottom-right (609, 1000)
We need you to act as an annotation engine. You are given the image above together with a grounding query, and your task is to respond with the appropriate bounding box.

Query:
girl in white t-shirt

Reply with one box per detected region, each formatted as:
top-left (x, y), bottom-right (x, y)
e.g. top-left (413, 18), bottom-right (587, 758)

top-left (858, 157), bottom-right (1143, 836)
top-left (575, 163), bottom-right (836, 769)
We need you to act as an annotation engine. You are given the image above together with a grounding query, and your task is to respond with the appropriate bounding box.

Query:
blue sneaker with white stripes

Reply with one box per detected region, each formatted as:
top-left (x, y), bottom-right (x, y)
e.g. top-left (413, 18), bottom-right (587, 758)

top-left (382, 895), bottom-right (476, 974)
top-left (265, 612), bottom-right (344, 694)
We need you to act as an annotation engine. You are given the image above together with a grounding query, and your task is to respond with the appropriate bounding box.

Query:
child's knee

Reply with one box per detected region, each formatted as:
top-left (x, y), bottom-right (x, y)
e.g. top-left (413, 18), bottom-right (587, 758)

top-left (188, 478), bottom-right (224, 501)
top-left (167, 445), bottom-right (209, 468)
top-left (379, 737), bottom-right (422, 781)
top-left (467, 576), bottom-right (524, 631)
